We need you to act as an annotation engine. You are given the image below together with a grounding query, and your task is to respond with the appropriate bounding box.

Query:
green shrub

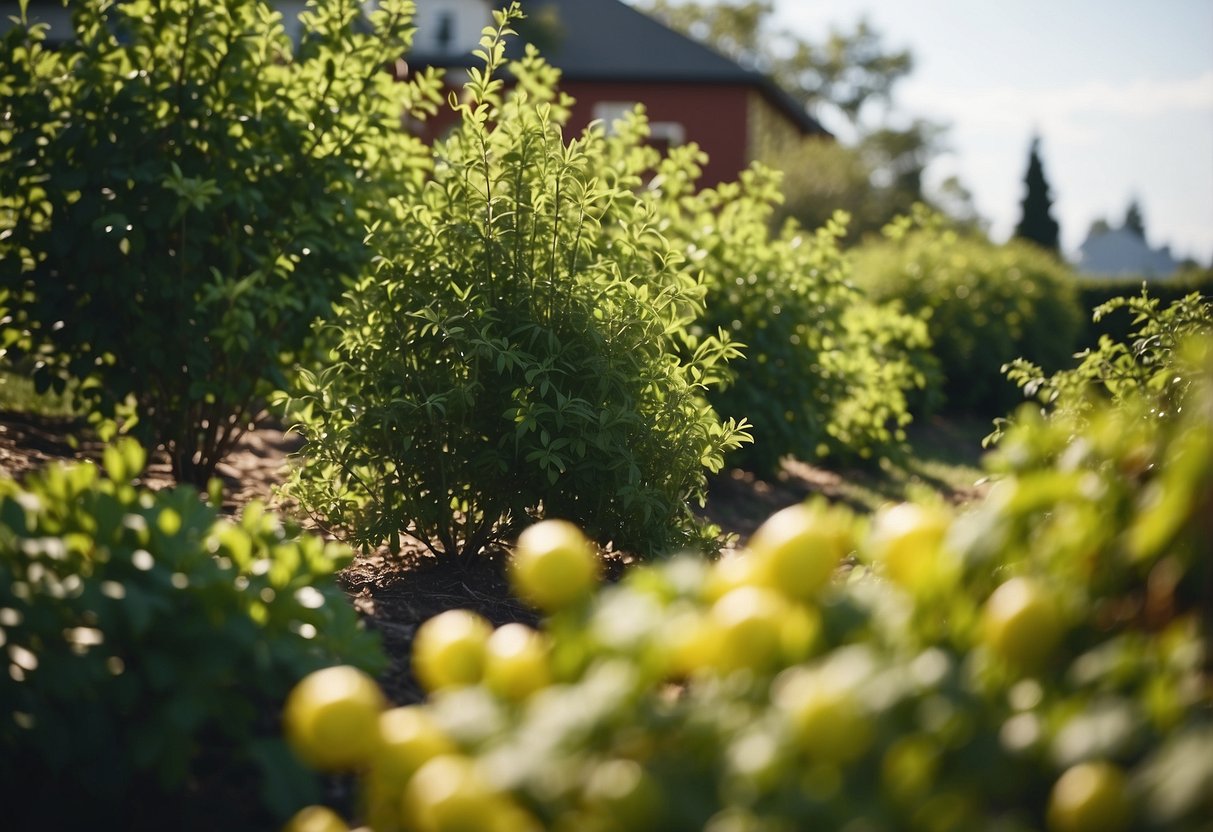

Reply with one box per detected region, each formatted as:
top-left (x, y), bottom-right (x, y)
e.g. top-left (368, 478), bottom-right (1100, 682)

top-left (285, 334), bottom-right (1213, 831)
top-left (0, 0), bottom-right (434, 485)
top-left (1074, 268), bottom-right (1213, 350)
top-left (648, 150), bottom-right (937, 473)
top-left (288, 11), bottom-right (749, 560)
top-left (0, 440), bottom-right (383, 831)
top-left (851, 208), bottom-right (1083, 416)
top-left (1001, 289), bottom-right (1212, 436)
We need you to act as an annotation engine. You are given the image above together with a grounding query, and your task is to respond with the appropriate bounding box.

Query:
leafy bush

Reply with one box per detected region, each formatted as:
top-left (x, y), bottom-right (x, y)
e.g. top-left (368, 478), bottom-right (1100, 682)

top-left (0, 0), bottom-right (433, 485)
top-left (0, 440), bottom-right (383, 831)
top-left (645, 146), bottom-right (936, 473)
top-left (1075, 269), bottom-right (1213, 350)
top-left (851, 208), bottom-right (1083, 416)
top-left (1002, 289), bottom-right (1212, 434)
top-left (286, 332), bottom-right (1213, 831)
top-left (288, 11), bottom-right (749, 560)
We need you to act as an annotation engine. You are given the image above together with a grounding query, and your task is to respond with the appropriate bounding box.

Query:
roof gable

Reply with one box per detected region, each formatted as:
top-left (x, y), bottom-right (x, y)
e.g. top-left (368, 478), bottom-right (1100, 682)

top-left (409, 0), bottom-right (826, 136)
top-left (515, 0), bottom-right (756, 83)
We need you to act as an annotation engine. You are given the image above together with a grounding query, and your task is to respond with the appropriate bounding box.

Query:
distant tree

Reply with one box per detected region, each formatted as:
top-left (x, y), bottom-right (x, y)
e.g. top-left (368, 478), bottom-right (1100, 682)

top-left (1087, 218), bottom-right (1112, 238)
top-left (1123, 198), bottom-right (1146, 240)
top-left (638, 0), bottom-right (912, 125)
top-left (932, 174), bottom-right (986, 234)
top-left (637, 0), bottom-right (964, 241)
top-left (1013, 136), bottom-right (1060, 254)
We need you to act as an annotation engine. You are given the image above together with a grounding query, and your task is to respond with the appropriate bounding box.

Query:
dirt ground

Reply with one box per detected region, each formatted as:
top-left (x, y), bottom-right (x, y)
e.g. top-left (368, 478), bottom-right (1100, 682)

top-left (0, 410), bottom-right (982, 704)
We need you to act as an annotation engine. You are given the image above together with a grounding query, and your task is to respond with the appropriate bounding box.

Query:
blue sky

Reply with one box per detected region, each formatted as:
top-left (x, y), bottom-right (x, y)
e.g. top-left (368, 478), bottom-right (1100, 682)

top-left (772, 0), bottom-right (1213, 263)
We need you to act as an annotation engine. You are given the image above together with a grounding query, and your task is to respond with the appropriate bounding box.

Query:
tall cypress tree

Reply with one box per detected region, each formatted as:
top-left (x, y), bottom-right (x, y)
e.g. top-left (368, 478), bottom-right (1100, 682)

top-left (1014, 136), bottom-right (1060, 253)
top-left (1123, 198), bottom-right (1146, 239)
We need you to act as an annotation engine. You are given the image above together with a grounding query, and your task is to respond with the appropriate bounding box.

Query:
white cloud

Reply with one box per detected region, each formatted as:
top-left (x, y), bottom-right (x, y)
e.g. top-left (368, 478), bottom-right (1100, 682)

top-left (904, 71), bottom-right (1213, 135)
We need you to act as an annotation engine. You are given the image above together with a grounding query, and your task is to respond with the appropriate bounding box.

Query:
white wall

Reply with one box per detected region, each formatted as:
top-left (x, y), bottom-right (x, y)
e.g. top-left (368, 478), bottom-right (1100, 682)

top-left (411, 0), bottom-right (492, 56)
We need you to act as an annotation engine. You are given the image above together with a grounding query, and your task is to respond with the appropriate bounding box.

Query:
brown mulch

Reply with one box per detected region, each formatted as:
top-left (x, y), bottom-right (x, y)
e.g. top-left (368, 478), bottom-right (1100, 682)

top-left (0, 411), bottom-right (982, 705)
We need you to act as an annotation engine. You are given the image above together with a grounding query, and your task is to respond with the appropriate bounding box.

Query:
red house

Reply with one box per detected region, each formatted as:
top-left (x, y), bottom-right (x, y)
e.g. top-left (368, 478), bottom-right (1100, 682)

top-left (408, 0), bottom-right (828, 187)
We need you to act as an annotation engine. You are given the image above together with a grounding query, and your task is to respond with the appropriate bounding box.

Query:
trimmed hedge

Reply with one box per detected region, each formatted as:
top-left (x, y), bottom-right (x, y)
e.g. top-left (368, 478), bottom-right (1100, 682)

top-left (850, 211), bottom-right (1083, 416)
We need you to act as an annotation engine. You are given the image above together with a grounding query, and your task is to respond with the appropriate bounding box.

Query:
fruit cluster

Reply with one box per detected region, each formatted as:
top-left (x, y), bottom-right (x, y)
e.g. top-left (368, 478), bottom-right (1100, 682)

top-left (282, 334), bottom-right (1211, 832)
top-left (282, 417), bottom-right (1212, 831)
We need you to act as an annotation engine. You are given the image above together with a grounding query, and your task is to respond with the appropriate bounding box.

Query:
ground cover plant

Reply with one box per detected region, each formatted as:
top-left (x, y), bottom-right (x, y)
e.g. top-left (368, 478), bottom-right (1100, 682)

top-left (851, 207), bottom-right (1083, 416)
top-left (281, 310), bottom-right (1213, 830)
top-left (0, 0), bottom-right (431, 485)
top-left (0, 439), bottom-right (383, 831)
top-left (288, 9), bottom-right (750, 561)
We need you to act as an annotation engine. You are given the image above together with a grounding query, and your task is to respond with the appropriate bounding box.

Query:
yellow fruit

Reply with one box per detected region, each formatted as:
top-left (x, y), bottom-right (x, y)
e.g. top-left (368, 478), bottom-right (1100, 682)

top-left (282, 805), bottom-right (349, 832)
top-left (1046, 761), bottom-right (1132, 832)
top-left (660, 608), bottom-right (721, 678)
top-left (364, 706), bottom-right (458, 831)
top-left (581, 758), bottom-right (662, 829)
top-left (510, 519), bottom-right (600, 612)
top-left (403, 755), bottom-right (536, 832)
top-left (483, 622), bottom-right (552, 700)
top-left (746, 501), bottom-right (851, 601)
top-left (866, 503), bottom-right (952, 590)
top-left (412, 609), bottom-right (493, 693)
top-left (710, 586), bottom-right (789, 672)
top-left (981, 577), bottom-right (1064, 671)
top-left (773, 664), bottom-right (871, 763)
top-left (373, 705), bottom-right (458, 784)
top-left (283, 665), bottom-right (386, 771)
top-left (702, 552), bottom-right (765, 602)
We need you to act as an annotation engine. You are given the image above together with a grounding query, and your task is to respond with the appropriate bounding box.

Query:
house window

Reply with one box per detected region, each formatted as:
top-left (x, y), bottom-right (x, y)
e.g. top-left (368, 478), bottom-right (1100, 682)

top-left (648, 121), bottom-right (686, 156)
top-left (592, 101), bottom-right (685, 153)
top-left (436, 11), bottom-right (455, 52)
top-left (592, 101), bottom-right (640, 133)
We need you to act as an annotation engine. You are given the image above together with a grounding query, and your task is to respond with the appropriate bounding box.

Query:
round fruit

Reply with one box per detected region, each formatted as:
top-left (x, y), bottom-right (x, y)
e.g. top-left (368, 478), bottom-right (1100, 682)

top-left (403, 754), bottom-right (535, 832)
top-left (702, 552), bottom-right (765, 602)
top-left (981, 577), bottom-right (1064, 670)
top-left (773, 665), bottom-right (871, 763)
top-left (483, 622), bottom-right (551, 700)
top-left (710, 586), bottom-right (789, 672)
top-left (283, 665), bottom-right (386, 771)
top-left (282, 805), bottom-right (349, 832)
top-left (661, 608), bottom-right (721, 678)
top-left (746, 501), bottom-right (851, 601)
top-left (365, 706), bottom-right (459, 831)
top-left (581, 758), bottom-right (662, 829)
top-left (412, 609), bottom-right (493, 693)
top-left (1046, 761), bottom-right (1132, 832)
top-left (373, 705), bottom-right (458, 784)
top-left (866, 503), bottom-right (952, 590)
top-left (510, 519), bottom-right (600, 612)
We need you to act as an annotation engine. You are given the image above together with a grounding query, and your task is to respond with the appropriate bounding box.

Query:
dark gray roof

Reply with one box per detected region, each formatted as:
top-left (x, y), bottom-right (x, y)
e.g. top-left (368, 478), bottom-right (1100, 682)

top-left (518, 0), bottom-right (758, 83)
top-left (411, 0), bottom-right (827, 136)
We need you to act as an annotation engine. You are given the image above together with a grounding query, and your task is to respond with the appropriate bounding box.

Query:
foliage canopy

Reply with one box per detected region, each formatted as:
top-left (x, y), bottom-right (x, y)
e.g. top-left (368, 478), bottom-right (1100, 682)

top-left (0, 0), bottom-right (429, 485)
top-left (288, 10), bottom-right (750, 560)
